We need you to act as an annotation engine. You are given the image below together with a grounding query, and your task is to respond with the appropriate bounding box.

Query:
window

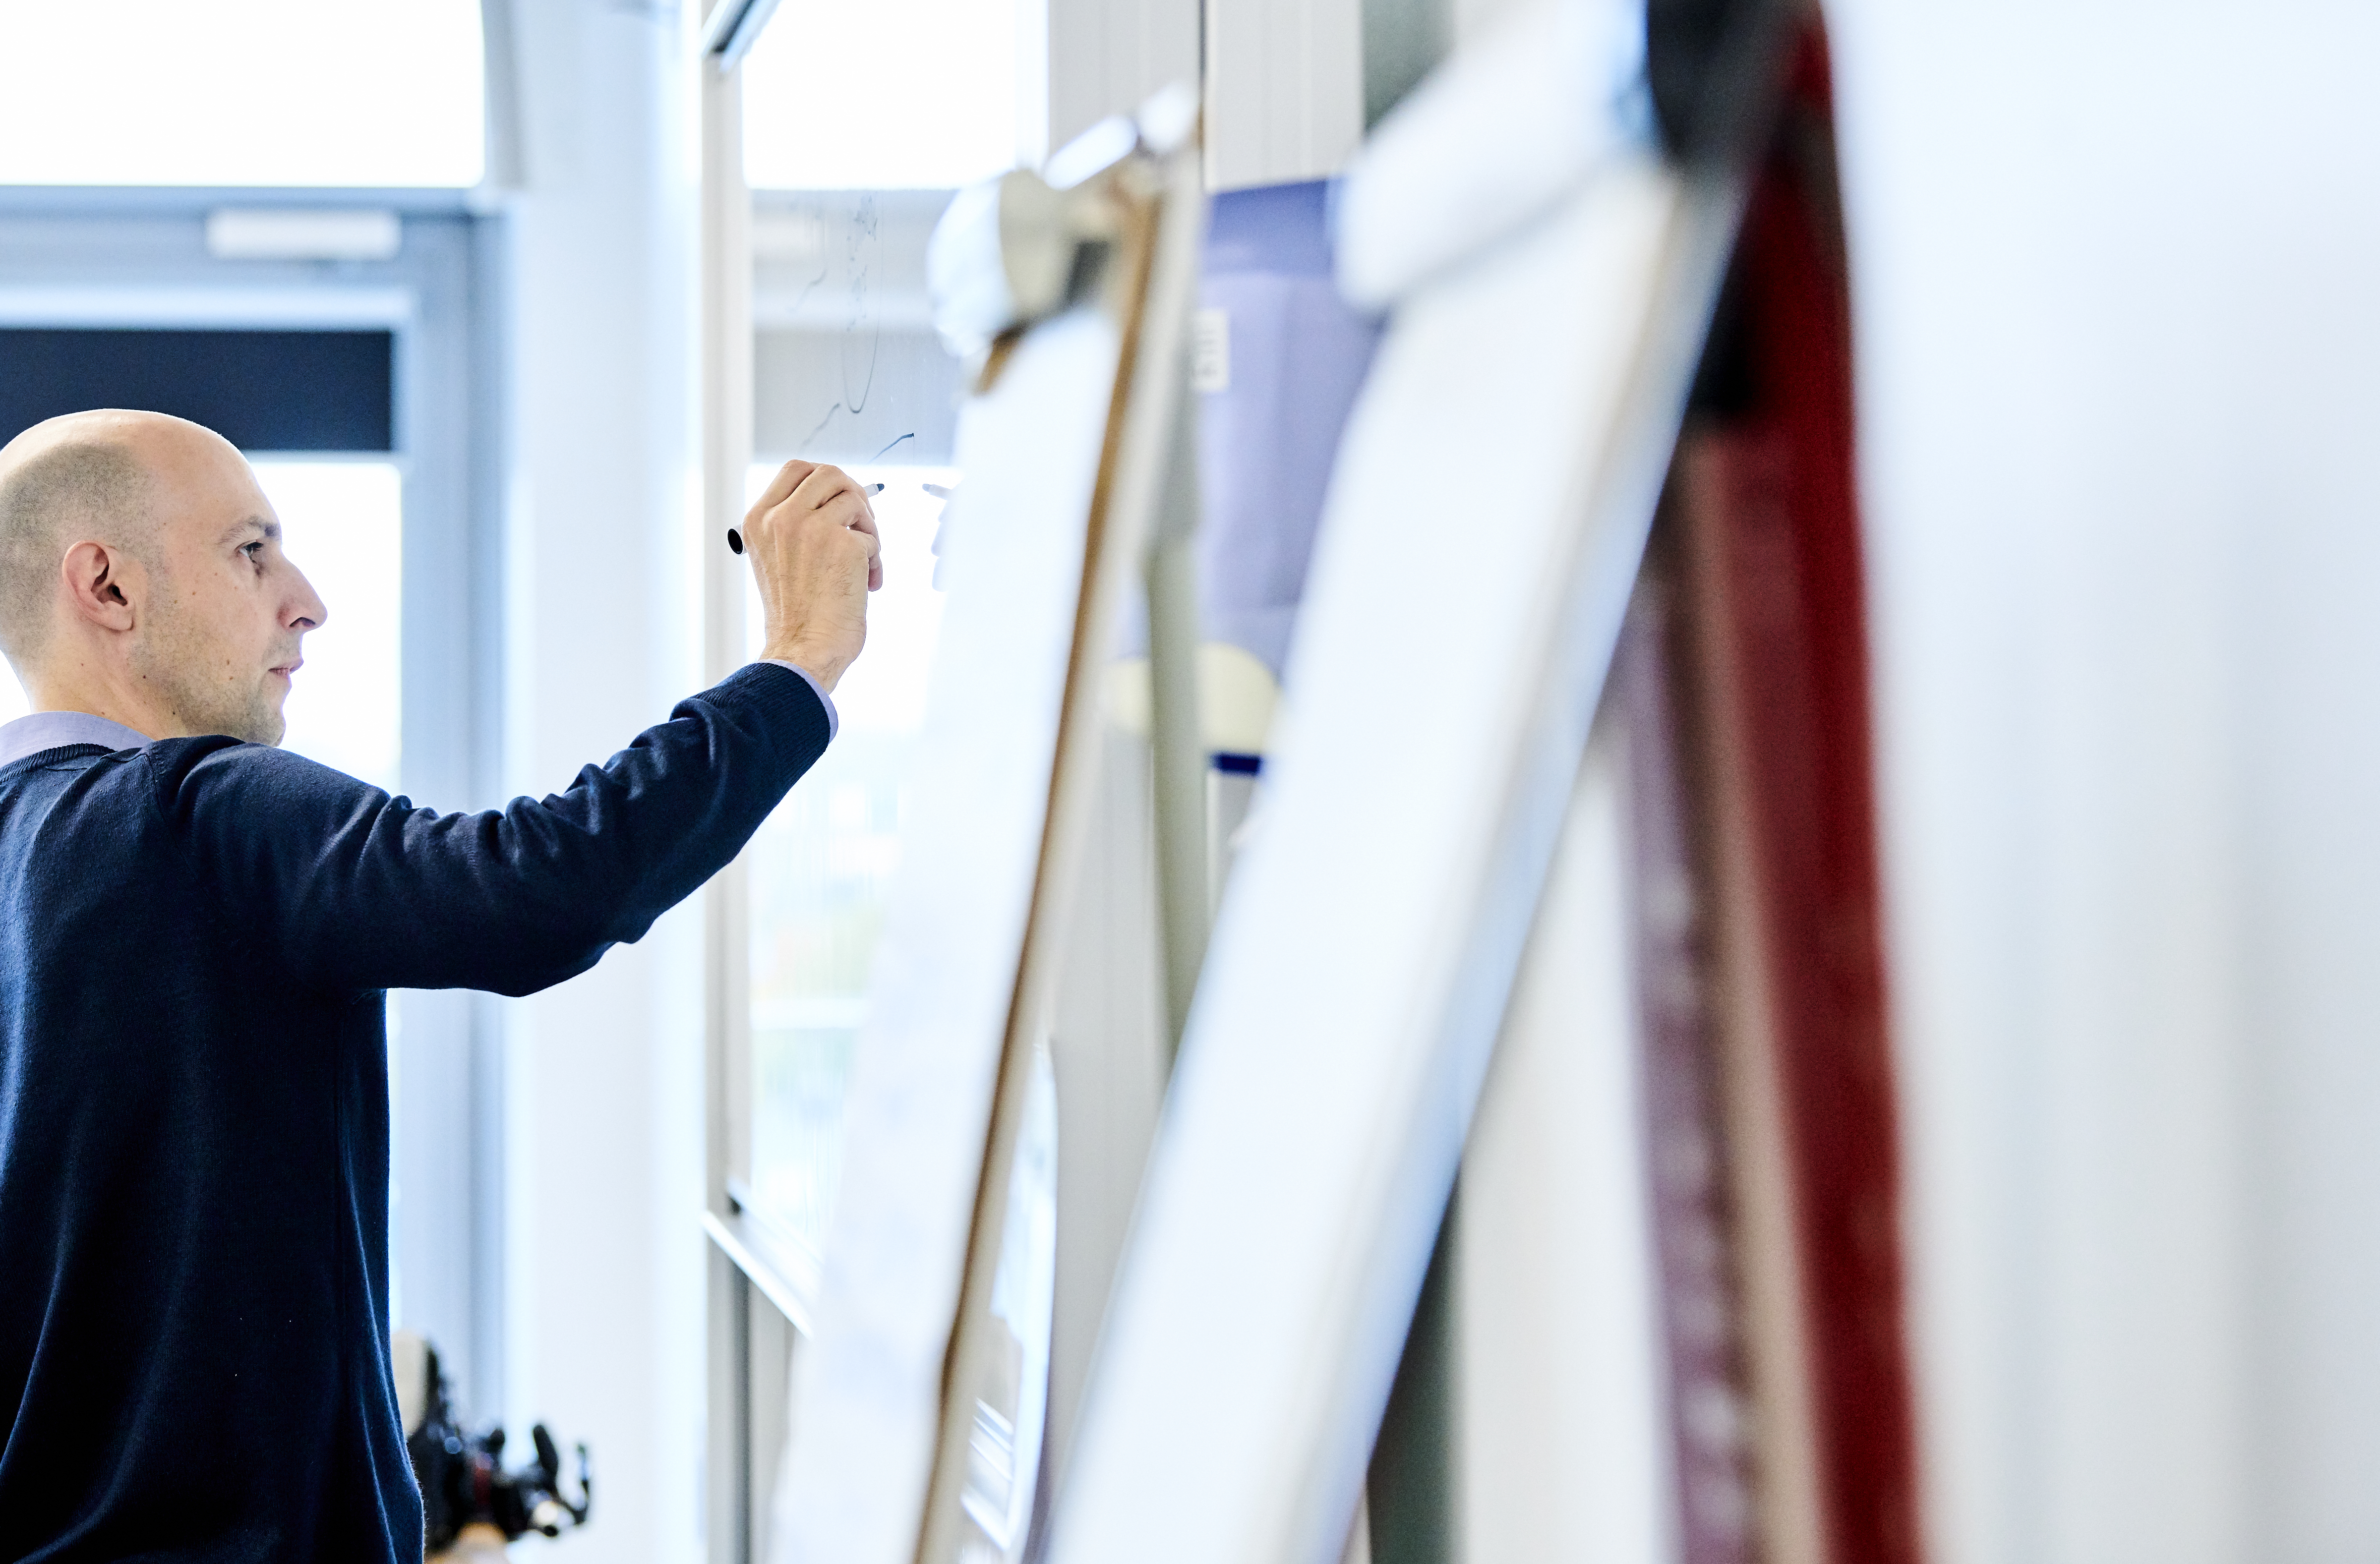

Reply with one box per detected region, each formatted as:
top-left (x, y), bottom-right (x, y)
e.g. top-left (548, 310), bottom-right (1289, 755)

top-left (0, 0), bottom-right (484, 188)
top-left (258, 460), bottom-right (403, 791)
top-left (742, 463), bottom-right (953, 1250)
top-left (0, 204), bottom-right (497, 1406)
top-left (743, 0), bottom-right (1021, 190)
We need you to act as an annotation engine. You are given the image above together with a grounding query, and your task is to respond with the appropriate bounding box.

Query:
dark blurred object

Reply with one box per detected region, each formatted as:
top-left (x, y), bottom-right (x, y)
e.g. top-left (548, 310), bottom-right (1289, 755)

top-left (1645, 0), bottom-right (1796, 164)
top-left (398, 1334), bottom-right (592, 1552)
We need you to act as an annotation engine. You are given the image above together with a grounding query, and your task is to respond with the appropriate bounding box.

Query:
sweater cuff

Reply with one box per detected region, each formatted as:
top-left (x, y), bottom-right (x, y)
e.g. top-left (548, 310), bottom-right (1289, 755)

top-left (759, 659), bottom-right (839, 743)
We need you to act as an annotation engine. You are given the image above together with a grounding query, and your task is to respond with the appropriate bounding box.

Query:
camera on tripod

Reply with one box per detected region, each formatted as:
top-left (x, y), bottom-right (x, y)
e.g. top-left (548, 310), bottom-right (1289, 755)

top-left (393, 1330), bottom-right (592, 1553)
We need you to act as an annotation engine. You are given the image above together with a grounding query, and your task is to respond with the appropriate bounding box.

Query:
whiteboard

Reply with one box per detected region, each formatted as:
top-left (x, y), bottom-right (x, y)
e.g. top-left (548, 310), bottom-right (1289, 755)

top-left (752, 190), bottom-right (962, 466)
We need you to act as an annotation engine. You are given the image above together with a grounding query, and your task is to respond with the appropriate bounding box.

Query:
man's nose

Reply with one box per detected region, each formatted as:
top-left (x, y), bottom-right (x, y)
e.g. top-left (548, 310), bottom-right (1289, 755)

top-left (288, 566), bottom-right (329, 632)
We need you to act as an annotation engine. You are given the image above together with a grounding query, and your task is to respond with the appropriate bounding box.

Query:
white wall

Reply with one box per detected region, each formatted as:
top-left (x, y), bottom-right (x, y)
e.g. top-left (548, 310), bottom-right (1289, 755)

top-left (1832, 3), bottom-right (2380, 1561)
top-left (500, 3), bottom-right (704, 1561)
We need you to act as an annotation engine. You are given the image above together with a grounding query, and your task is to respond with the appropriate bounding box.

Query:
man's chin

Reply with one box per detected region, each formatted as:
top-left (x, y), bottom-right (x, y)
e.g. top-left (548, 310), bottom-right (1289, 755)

top-left (233, 697), bottom-right (288, 748)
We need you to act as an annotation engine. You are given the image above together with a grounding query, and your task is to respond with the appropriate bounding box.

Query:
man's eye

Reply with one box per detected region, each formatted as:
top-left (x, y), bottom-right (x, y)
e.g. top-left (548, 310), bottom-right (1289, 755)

top-left (241, 542), bottom-right (265, 563)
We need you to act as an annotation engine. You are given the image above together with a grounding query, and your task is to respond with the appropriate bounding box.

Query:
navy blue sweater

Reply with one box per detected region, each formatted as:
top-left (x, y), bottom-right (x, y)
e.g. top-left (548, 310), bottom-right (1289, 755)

top-left (0, 664), bottom-right (831, 1561)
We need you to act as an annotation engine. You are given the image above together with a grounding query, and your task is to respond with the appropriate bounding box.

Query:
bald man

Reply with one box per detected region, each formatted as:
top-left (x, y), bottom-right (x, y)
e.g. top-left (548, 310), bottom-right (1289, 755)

top-left (0, 410), bottom-right (878, 1561)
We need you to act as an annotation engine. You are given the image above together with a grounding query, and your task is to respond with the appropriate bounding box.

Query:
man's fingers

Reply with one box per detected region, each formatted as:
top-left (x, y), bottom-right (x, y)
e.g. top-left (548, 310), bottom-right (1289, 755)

top-left (776, 487), bottom-right (873, 542)
top-left (856, 536), bottom-right (884, 591)
top-left (783, 462), bottom-right (867, 516)
top-left (751, 460), bottom-right (883, 588)
top-left (829, 512), bottom-right (885, 592)
top-left (831, 484), bottom-right (883, 590)
top-left (767, 468), bottom-right (878, 554)
top-left (750, 458), bottom-right (817, 516)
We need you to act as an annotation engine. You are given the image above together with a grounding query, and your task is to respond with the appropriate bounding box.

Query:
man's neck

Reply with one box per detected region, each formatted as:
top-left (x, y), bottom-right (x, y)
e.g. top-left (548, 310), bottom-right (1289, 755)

top-left (27, 659), bottom-right (174, 742)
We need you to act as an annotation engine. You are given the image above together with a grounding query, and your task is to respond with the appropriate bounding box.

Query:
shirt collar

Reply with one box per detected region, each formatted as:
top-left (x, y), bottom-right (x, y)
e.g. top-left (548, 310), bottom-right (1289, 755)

top-left (0, 711), bottom-right (153, 768)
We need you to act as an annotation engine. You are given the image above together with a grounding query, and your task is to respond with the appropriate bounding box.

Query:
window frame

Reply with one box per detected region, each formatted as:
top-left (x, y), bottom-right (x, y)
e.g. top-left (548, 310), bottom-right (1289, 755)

top-left (0, 186), bottom-right (507, 1419)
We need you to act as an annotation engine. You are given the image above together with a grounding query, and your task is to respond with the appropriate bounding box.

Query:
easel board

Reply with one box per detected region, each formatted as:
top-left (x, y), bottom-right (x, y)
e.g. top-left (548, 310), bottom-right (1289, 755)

top-left (768, 306), bottom-right (1119, 1564)
top-left (773, 134), bottom-right (1202, 1564)
top-left (1047, 134), bottom-right (1741, 1564)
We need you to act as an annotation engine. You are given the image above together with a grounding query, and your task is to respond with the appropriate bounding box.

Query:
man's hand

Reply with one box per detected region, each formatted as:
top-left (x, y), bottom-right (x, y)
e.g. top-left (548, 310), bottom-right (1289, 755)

top-left (744, 460), bottom-right (881, 692)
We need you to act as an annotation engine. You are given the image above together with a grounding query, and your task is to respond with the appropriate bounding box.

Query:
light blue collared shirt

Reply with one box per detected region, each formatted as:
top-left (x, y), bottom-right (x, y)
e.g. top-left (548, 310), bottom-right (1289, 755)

top-left (0, 710), bottom-right (149, 768)
top-left (0, 662), bottom-right (835, 772)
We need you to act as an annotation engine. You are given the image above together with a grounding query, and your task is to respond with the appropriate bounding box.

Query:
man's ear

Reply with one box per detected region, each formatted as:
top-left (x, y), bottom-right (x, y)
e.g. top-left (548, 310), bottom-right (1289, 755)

top-left (60, 540), bottom-right (138, 634)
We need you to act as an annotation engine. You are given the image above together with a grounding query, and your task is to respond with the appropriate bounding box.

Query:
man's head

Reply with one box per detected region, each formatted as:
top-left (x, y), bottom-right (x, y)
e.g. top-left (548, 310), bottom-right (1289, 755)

top-left (0, 410), bottom-right (325, 745)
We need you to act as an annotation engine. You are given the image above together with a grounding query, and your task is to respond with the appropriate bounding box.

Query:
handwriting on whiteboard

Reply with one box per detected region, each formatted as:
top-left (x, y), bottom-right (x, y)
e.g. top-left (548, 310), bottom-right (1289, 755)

top-left (754, 190), bottom-right (963, 465)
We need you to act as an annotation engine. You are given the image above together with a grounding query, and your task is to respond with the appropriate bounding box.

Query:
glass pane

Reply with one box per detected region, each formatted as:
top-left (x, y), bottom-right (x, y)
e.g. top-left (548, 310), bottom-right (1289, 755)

top-left (746, 463), bottom-right (953, 1246)
top-left (744, 0), bottom-right (1020, 191)
top-left (0, 0), bottom-right (483, 188)
top-left (257, 460), bottom-right (404, 792)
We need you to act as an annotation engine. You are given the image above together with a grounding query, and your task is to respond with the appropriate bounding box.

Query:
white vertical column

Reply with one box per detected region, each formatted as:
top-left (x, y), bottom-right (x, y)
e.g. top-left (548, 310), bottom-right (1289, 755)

top-left (696, 23), bottom-right (757, 1564)
top-left (501, 2), bottom-right (704, 1561)
top-left (1203, 0), bottom-right (1364, 189)
top-left (1043, 0), bottom-right (1202, 154)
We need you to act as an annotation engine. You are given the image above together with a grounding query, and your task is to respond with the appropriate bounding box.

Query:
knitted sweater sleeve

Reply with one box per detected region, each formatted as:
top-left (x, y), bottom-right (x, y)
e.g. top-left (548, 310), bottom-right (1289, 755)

top-left (145, 663), bottom-right (832, 996)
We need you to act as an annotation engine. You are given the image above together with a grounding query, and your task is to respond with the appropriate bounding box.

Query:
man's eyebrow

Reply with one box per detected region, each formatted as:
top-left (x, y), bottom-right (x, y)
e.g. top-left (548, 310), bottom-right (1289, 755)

top-left (217, 516), bottom-right (282, 546)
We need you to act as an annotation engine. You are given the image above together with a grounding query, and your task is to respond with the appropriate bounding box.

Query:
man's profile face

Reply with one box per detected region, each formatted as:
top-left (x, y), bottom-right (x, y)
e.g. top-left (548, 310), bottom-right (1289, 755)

top-left (129, 434), bottom-right (326, 746)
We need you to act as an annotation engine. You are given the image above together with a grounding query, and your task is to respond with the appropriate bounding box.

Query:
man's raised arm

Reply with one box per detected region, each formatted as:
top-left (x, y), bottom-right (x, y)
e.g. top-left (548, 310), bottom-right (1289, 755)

top-left (155, 461), bottom-right (881, 995)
